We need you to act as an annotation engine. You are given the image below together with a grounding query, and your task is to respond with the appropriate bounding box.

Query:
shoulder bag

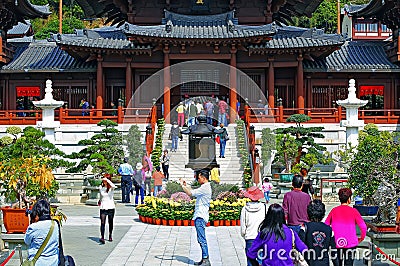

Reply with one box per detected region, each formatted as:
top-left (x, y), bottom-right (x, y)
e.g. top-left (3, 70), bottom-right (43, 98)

top-left (22, 220), bottom-right (55, 266)
top-left (290, 229), bottom-right (308, 266)
top-left (57, 220), bottom-right (76, 266)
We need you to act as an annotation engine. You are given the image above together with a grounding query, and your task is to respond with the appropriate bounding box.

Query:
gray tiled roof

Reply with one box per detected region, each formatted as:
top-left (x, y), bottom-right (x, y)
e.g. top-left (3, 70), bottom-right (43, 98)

top-left (124, 23), bottom-right (275, 39)
top-left (7, 21), bottom-right (31, 36)
top-left (54, 33), bottom-right (151, 52)
top-left (303, 41), bottom-right (400, 72)
top-left (162, 10), bottom-right (238, 26)
top-left (249, 26), bottom-right (344, 50)
top-left (1, 41), bottom-right (96, 73)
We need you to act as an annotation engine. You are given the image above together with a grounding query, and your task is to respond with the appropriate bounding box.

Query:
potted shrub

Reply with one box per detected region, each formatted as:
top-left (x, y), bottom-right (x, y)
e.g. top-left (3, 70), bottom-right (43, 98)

top-left (0, 126), bottom-right (69, 233)
top-left (348, 124), bottom-right (397, 216)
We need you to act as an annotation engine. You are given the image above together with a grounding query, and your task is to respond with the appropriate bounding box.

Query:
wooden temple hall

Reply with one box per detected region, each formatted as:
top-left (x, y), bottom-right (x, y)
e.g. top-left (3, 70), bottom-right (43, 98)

top-left (0, 0), bottom-right (399, 124)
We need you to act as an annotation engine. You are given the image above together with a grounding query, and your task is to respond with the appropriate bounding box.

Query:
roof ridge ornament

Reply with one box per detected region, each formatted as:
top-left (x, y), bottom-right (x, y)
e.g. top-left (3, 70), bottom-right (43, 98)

top-left (166, 20), bottom-right (173, 33)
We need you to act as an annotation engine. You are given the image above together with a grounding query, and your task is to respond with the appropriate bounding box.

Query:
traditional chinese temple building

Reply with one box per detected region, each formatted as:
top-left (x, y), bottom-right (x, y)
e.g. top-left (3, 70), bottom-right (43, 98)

top-left (0, 0), bottom-right (399, 124)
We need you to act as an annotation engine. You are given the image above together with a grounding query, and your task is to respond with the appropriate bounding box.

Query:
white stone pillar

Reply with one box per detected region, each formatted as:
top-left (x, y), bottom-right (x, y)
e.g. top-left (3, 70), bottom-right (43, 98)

top-left (336, 79), bottom-right (368, 147)
top-left (32, 80), bottom-right (64, 143)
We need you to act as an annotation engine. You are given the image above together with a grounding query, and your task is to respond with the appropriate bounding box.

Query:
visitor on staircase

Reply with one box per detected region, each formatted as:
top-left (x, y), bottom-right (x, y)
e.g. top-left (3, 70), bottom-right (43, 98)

top-left (218, 124), bottom-right (228, 158)
top-left (170, 122), bottom-right (181, 152)
top-left (160, 149), bottom-right (170, 180)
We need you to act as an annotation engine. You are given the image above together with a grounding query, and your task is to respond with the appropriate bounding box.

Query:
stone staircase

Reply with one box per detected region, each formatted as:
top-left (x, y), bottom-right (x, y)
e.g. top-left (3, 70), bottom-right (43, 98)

top-left (162, 123), bottom-right (244, 185)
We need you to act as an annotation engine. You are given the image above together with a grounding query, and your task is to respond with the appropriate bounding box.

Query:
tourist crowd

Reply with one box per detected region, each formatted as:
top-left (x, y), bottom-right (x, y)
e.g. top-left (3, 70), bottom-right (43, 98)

top-left (241, 175), bottom-right (367, 266)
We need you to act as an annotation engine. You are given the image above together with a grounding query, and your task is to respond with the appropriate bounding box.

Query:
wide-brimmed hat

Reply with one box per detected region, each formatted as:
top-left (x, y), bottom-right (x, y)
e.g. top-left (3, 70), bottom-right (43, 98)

top-left (244, 186), bottom-right (264, 201)
top-left (136, 162), bottom-right (143, 170)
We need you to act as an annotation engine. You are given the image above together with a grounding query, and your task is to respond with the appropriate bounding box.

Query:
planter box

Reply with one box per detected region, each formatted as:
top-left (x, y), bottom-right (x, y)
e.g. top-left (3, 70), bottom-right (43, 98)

top-left (353, 205), bottom-right (378, 216)
top-left (278, 173), bottom-right (294, 183)
top-left (1, 207), bottom-right (29, 233)
top-left (366, 222), bottom-right (397, 233)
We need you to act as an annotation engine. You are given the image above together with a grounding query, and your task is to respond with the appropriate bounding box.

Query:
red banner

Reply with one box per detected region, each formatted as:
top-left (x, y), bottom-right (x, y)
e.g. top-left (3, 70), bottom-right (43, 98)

top-left (16, 87), bottom-right (41, 97)
top-left (359, 85), bottom-right (384, 97)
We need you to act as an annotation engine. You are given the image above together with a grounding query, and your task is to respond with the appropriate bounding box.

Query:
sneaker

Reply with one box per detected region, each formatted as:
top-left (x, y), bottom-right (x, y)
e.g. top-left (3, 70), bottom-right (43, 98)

top-left (99, 238), bottom-right (105, 244)
top-left (194, 258), bottom-right (210, 265)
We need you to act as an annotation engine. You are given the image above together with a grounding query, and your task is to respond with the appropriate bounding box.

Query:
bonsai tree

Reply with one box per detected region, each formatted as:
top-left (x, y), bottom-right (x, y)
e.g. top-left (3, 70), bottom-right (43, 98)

top-left (0, 126), bottom-right (70, 208)
top-left (348, 123), bottom-right (400, 206)
top-left (274, 114), bottom-right (331, 172)
top-left (125, 124), bottom-right (144, 167)
top-left (68, 119), bottom-right (124, 175)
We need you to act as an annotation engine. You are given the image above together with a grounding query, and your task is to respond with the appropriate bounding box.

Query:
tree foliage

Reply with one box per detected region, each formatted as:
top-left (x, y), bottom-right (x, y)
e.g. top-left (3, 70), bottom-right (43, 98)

top-left (291, 0), bottom-right (370, 34)
top-left (348, 124), bottom-right (400, 205)
top-left (125, 125), bottom-right (144, 167)
top-left (30, 0), bottom-right (86, 39)
top-left (261, 128), bottom-right (276, 167)
top-left (67, 119), bottom-right (124, 175)
top-left (274, 114), bottom-right (331, 172)
top-left (0, 126), bottom-right (70, 206)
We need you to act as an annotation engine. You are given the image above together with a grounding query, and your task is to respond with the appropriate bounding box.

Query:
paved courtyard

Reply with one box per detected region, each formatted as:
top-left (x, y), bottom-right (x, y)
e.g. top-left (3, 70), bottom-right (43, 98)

top-left (1, 198), bottom-right (394, 266)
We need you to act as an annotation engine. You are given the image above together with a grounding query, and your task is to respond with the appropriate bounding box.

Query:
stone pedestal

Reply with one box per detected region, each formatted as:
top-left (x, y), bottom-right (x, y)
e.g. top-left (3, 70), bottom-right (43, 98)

top-left (1, 234), bottom-right (26, 265)
top-left (32, 80), bottom-right (64, 143)
top-left (367, 231), bottom-right (400, 262)
top-left (336, 79), bottom-right (368, 147)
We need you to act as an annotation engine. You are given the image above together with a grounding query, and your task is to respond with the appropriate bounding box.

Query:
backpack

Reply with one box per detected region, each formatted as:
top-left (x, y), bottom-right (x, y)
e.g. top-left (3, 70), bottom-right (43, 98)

top-left (222, 129), bottom-right (229, 141)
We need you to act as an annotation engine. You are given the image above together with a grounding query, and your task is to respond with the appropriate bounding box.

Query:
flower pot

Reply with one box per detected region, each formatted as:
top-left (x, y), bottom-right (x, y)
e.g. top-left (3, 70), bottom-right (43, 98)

top-left (206, 222), bottom-right (210, 227)
top-left (148, 217), bottom-right (153, 224)
top-left (138, 215), bottom-right (144, 222)
top-left (168, 220), bottom-right (175, 226)
top-left (231, 220), bottom-right (237, 226)
top-left (155, 218), bottom-right (161, 225)
top-left (353, 205), bottom-right (379, 216)
top-left (183, 220), bottom-right (189, 226)
top-left (191, 220), bottom-right (195, 226)
top-left (225, 220), bottom-right (231, 226)
top-left (1, 207), bottom-right (29, 233)
top-left (213, 220), bottom-right (220, 227)
top-left (236, 219), bottom-right (240, 226)
top-left (176, 220), bottom-right (182, 226)
top-left (162, 219), bottom-right (168, 226)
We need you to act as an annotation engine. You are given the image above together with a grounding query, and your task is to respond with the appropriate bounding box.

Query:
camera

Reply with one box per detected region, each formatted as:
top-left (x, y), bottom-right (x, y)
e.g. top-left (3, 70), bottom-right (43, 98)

top-left (25, 209), bottom-right (32, 217)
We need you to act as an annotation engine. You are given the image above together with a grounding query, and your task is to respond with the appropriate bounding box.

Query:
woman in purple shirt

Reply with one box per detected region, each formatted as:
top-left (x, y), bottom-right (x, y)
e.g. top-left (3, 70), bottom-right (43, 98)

top-left (247, 203), bottom-right (307, 266)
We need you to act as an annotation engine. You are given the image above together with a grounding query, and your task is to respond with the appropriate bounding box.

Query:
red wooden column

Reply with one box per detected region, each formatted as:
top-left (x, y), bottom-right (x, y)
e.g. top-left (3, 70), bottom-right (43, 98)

top-left (229, 46), bottom-right (238, 124)
top-left (267, 58), bottom-right (275, 110)
top-left (297, 54), bottom-right (304, 114)
top-left (163, 45), bottom-right (171, 123)
top-left (125, 57), bottom-right (132, 107)
top-left (96, 55), bottom-right (104, 116)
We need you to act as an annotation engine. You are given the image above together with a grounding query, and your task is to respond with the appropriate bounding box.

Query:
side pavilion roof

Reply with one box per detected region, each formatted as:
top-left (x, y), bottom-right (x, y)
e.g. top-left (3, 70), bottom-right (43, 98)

top-left (1, 40), bottom-right (96, 73)
top-left (304, 41), bottom-right (400, 72)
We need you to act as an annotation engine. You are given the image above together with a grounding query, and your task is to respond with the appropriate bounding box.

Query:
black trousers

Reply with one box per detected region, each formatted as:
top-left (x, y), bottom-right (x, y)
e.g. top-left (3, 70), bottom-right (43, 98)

top-left (338, 247), bottom-right (356, 266)
top-left (162, 164), bottom-right (169, 180)
top-left (100, 209), bottom-right (115, 239)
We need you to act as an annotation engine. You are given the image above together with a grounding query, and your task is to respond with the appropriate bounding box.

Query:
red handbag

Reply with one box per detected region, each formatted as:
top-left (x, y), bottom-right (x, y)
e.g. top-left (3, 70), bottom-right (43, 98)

top-left (216, 135), bottom-right (220, 144)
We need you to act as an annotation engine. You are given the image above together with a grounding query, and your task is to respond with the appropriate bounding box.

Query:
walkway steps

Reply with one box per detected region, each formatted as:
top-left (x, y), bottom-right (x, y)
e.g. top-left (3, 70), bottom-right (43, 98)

top-left (161, 124), bottom-right (243, 185)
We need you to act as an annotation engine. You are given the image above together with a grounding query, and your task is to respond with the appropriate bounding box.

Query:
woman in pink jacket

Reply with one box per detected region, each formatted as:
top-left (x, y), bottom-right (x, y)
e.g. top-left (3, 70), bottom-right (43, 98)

top-left (325, 188), bottom-right (367, 266)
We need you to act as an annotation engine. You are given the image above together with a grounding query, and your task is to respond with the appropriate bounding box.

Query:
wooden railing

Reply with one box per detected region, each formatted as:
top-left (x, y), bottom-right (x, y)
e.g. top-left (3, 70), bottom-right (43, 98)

top-left (0, 110), bottom-right (42, 125)
top-left (3, 106), bottom-right (400, 125)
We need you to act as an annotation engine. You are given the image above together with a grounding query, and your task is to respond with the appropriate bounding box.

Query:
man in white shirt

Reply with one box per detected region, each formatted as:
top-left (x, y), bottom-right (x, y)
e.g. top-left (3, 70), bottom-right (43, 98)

top-left (180, 169), bottom-right (212, 266)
